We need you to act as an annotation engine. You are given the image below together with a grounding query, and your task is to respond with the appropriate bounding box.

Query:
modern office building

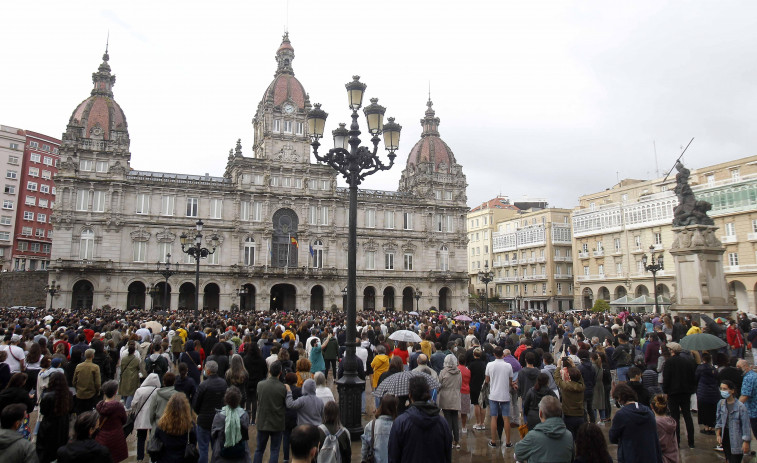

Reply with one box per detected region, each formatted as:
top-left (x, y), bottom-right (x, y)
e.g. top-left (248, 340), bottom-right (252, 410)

top-left (0, 126), bottom-right (25, 270)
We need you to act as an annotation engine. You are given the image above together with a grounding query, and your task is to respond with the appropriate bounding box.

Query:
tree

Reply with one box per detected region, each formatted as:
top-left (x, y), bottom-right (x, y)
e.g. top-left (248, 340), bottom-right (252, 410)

top-left (591, 299), bottom-right (610, 313)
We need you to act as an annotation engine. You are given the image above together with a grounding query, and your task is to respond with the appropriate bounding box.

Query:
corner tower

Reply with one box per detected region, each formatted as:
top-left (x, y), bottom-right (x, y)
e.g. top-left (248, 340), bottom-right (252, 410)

top-left (251, 33), bottom-right (312, 163)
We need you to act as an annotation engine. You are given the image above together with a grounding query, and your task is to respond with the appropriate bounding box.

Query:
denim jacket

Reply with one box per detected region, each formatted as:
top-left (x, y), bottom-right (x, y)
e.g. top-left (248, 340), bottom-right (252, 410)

top-left (716, 398), bottom-right (752, 455)
top-left (361, 415), bottom-right (394, 463)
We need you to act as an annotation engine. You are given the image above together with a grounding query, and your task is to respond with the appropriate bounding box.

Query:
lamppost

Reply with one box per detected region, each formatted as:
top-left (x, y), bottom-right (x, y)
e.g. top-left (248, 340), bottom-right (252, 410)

top-left (179, 220), bottom-right (219, 318)
top-left (642, 245), bottom-right (664, 314)
top-left (341, 286), bottom-right (347, 310)
top-left (235, 286), bottom-right (248, 310)
top-left (148, 284), bottom-right (159, 311)
top-left (44, 280), bottom-right (60, 310)
top-left (157, 254), bottom-right (178, 311)
top-left (414, 288), bottom-right (422, 312)
top-left (478, 263), bottom-right (494, 312)
top-left (307, 75), bottom-right (401, 437)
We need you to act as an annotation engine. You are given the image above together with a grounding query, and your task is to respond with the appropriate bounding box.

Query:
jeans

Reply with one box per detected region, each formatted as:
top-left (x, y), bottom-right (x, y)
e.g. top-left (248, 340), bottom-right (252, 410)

top-left (123, 395), bottom-right (134, 409)
top-left (563, 415), bottom-right (585, 441)
top-left (196, 425), bottom-right (211, 463)
top-left (325, 358), bottom-right (338, 379)
top-left (616, 366), bottom-right (630, 382)
top-left (443, 410), bottom-right (460, 442)
top-left (668, 393), bottom-right (695, 447)
top-left (252, 430), bottom-right (282, 463)
top-left (282, 429), bottom-right (292, 462)
top-left (584, 397), bottom-right (595, 423)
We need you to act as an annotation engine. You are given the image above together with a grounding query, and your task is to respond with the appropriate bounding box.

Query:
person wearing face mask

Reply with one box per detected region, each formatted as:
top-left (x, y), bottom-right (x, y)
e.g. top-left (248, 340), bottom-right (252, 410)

top-left (716, 379), bottom-right (751, 461)
top-left (737, 358), bottom-right (757, 440)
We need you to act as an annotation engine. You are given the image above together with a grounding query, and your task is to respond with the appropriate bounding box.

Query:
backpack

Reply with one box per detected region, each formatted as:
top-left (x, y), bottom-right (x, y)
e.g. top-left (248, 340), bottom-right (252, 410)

top-left (146, 355), bottom-right (166, 377)
top-left (317, 424), bottom-right (345, 463)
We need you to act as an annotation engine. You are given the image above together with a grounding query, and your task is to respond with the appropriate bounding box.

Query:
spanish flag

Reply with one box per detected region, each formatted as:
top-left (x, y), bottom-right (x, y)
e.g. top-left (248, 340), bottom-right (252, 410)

top-left (290, 236), bottom-right (299, 248)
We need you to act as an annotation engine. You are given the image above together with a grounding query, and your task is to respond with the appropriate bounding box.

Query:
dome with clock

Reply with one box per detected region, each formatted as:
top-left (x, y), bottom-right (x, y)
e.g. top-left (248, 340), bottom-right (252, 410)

top-left (259, 33), bottom-right (308, 112)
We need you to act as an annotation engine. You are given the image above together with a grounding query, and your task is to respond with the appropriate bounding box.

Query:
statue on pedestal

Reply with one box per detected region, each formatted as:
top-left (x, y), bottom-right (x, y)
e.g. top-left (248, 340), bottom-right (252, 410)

top-left (672, 161), bottom-right (714, 227)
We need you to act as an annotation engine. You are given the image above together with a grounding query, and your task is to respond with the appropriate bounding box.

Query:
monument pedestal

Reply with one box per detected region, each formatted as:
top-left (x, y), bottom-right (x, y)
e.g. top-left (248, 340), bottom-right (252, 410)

top-left (668, 225), bottom-right (735, 318)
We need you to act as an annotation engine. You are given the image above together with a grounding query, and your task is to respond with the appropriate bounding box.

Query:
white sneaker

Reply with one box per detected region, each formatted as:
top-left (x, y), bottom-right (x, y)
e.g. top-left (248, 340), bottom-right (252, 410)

top-left (462, 428), bottom-right (468, 434)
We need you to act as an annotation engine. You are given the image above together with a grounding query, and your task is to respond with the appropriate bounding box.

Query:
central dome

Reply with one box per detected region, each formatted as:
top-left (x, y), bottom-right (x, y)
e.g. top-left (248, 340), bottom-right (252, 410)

top-left (406, 99), bottom-right (456, 173)
top-left (260, 33), bottom-right (307, 110)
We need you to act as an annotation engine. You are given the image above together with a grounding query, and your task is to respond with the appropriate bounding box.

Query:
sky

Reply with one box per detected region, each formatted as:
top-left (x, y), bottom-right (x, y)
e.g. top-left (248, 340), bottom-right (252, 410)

top-left (2, 1), bottom-right (756, 209)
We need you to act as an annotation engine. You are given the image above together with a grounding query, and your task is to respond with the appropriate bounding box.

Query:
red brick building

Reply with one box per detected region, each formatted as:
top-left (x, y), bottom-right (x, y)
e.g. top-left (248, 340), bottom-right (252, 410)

top-left (13, 131), bottom-right (60, 271)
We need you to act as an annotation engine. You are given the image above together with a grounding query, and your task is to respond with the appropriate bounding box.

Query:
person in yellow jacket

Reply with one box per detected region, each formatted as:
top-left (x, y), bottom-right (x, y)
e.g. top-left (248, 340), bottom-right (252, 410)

top-left (176, 327), bottom-right (188, 342)
top-left (686, 321), bottom-right (702, 336)
top-left (420, 334), bottom-right (434, 359)
top-left (371, 345), bottom-right (390, 391)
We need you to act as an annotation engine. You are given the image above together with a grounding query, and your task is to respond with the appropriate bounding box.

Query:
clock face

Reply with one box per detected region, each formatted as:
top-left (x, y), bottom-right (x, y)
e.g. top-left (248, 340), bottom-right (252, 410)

top-left (283, 103), bottom-right (295, 114)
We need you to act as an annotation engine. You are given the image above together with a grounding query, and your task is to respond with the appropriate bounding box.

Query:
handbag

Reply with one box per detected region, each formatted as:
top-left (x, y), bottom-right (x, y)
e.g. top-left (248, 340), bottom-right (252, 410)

top-left (146, 432), bottom-right (164, 458)
top-left (479, 381), bottom-right (490, 409)
top-left (361, 419), bottom-right (376, 463)
top-left (124, 386), bottom-right (157, 437)
top-left (184, 430), bottom-right (199, 463)
top-left (518, 414), bottom-right (528, 439)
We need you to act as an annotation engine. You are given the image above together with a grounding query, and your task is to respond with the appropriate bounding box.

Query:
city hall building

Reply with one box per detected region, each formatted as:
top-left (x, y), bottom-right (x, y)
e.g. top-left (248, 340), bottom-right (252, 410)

top-left (48, 35), bottom-right (469, 312)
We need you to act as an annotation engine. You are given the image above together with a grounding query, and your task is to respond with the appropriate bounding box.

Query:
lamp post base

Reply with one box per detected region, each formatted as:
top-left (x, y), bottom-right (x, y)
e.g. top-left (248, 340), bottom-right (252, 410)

top-left (336, 374), bottom-right (366, 440)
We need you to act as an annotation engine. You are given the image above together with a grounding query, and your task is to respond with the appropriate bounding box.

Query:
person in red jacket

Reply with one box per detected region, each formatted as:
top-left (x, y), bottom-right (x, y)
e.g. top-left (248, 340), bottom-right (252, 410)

top-left (727, 320), bottom-right (745, 360)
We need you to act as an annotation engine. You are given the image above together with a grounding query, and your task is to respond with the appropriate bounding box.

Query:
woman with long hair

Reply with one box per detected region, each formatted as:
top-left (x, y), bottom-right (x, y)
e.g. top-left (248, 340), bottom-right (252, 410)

top-left (651, 394), bottom-right (680, 463)
top-left (225, 354), bottom-right (249, 408)
top-left (242, 343), bottom-right (266, 425)
top-left (295, 357), bottom-right (312, 387)
top-left (318, 401), bottom-right (351, 463)
top-left (574, 422), bottom-right (612, 463)
top-left (458, 354), bottom-right (471, 433)
top-left (210, 386), bottom-right (250, 462)
top-left (206, 342), bottom-right (230, 379)
top-left (362, 394), bottom-right (397, 463)
top-left (95, 380), bottom-right (128, 463)
top-left (0, 372), bottom-right (35, 414)
top-left (174, 361), bottom-right (198, 404)
top-left (153, 393), bottom-right (198, 463)
top-left (36, 371), bottom-right (73, 463)
top-left (522, 373), bottom-right (557, 430)
top-left (56, 411), bottom-right (112, 463)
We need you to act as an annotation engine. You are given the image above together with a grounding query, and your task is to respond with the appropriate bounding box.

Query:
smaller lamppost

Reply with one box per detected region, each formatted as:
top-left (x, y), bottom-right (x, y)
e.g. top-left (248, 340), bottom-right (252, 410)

top-left (44, 280), bottom-right (60, 310)
top-left (341, 286), bottom-right (347, 310)
top-left (642, 245), bottom-right (664, 314)
top-left (414, 288), bottom-right (422, 312)
top-left (235, 286), bottom-right (248, 310)
top-left (179, 220), bottom-right (219, 317)
top-left (478, 263), bottom-right (494, 312)
top-left (148, 284), bottom-right (159, 311)
top-left (157, 254), bottom-right (178, 311)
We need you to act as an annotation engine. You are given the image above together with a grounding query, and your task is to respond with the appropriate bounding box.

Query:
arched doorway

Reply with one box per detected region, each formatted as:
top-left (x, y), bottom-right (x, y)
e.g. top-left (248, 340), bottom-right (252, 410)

top-left (635, 285), bottom-right (649, 297)
top-left (71, 280), bottom-right (94, 309)
top-left (127, 281), bottom-right (147, 310)
top-left (439, 287), bottom-right (451, 312)
top-left (363, 287), bottom-right (376, 311)
top-left (179, 283), bottom-right (196, 311)
top-left (597, 286), bottom-right (610, 302)
top-left (240, 284), bottom-right (256, 311)
top-left (155, 282), bottom-right (172, 310)
top-left (271, 283), bottom-right (296, 311)
top-left (656, 284), bottom-right (671, 298)
top-left (204, 283), bottom-right (220, 311)
top-left (272, 208), bottom-right (299, 268)
top-left (582, 288), bottom-right (593, 310)
top-left (402, 287), bottom-right (414, 312)
top-left (730, 281), bottom-right (749, 312)
top-left (383, 287), bottom-right (395, 311)
top-left (614, 286), bottom-right (627, 300)
top-left (310, 285), bottom-right (324, 311)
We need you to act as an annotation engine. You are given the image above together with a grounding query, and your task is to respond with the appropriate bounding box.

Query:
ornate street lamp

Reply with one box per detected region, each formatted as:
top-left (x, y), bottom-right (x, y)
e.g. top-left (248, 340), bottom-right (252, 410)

top-left (148, 284), bottom-right (159, 311)
top-left (179, 220), bottom-right (219, 317)
top-left (157, 254), bottom-right (178, 311)
top-left (478, 263), bottom-right (494, 312)
top-left (307, 75), bottom-right (401, 437)
top-left (414, 288), bottom-right (422, 312)
top-left (44, 280), bottom-right (60, 310)
top-left (642, 245), bottom-right (664, 314)
top-left (235, 286), bottom-right (248, 310)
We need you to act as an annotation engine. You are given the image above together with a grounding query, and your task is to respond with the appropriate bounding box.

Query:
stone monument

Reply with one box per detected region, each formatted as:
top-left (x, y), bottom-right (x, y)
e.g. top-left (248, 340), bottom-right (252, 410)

top-left (668, 161), bottom-right (736, 317)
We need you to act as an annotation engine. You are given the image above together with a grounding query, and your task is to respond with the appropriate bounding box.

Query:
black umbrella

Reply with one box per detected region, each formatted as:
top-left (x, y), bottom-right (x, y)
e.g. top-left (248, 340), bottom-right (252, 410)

top-left (701, 315), bottom-right (725, 335)
top-left (582, 326), bottom-right (613, 341)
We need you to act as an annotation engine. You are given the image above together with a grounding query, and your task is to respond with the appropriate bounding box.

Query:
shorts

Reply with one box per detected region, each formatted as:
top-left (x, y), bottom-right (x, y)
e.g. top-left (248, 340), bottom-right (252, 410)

top-left (489, 400), bottom-right (511, 417)
top-left (460, 393), bottom-right (471, 414)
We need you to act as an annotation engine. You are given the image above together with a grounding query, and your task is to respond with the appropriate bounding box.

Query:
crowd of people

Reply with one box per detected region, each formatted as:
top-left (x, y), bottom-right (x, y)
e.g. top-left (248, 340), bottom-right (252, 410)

top-left (0, 306), bottom-right (754, 463)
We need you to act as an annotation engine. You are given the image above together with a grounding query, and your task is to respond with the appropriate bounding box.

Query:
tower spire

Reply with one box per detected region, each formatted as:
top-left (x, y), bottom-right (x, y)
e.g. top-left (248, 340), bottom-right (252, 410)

top-left (91, 46), bottom-right (116, 98)
top-left (421, 98), bottom-right (440, 137)
top-left (275, 32), bottom-right (295, 76)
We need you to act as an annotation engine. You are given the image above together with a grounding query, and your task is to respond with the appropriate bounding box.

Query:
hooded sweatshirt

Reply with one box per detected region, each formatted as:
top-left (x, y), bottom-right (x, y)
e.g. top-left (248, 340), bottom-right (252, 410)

top-left (149, 384), bottom-right (178, 428)
top-left (514, 416), bottom-right (574, 463)
top-left (388, 401), bottom-right (452, 463)
top-left (438, 355), bottom-right (462, 411)
top-left (285, 379), bottom-right (324, 426)
top-left (371, 354), bottom-right (390, 389)
top-left (655, 415), bottom-right (680, 463)
top-left (609, 402), bottom-right (663, 463)
top-left (132, 373), bottom-right (161, 430)
top-left (0, 428), bottom-right (37, 463)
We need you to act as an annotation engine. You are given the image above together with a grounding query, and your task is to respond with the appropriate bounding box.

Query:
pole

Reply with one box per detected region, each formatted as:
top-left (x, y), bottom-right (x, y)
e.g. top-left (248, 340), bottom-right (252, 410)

top-left (195, 250), bottom-right (200, 318)
top-left (652, 270), bottom-right (659, 315)
top-left (164, 275), bottom-right (170, 310)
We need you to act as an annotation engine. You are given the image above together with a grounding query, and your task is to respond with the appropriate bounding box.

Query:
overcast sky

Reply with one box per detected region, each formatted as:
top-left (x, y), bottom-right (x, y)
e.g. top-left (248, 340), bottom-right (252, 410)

top-left (3, 1), bottom-right (756, 209)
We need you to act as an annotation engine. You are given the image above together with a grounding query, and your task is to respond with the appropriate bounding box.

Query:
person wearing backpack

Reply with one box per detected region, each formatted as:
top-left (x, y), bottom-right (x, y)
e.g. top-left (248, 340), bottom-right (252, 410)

top-left (210, 386), bottom-right (251, 463)
top-left (317, 401), bottom-right (351, 463)
top-left (145, 343), bottom-right (169, 386)
top-left (612, 333), bottom-right (633, 382)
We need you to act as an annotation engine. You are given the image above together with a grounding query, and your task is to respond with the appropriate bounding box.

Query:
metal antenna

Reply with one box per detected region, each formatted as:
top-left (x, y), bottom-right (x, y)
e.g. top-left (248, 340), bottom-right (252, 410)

top-left (428, 81), bottom-right (431, 100)
top-left (106, 30), bottom-right (109, 53)
top-left (653, 140), bottom-right (659, 177)
top-left (285, 0), bottom-right (289, 33)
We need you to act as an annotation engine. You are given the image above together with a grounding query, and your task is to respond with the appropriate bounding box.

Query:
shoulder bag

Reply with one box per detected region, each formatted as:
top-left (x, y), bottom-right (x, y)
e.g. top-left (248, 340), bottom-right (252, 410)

top-left (361, 419), bottom-right (376, 463)
top-left (124, 386), bottom-right (157, 436)
top-left (184, 429), bottom-right (199, 463)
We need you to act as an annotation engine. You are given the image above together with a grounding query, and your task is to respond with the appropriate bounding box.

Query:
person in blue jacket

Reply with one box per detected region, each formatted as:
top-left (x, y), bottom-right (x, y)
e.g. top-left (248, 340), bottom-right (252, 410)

top-left (716, 379), bottom-right (752, 462)
top-left (609, 382), bottom-right (662, 462)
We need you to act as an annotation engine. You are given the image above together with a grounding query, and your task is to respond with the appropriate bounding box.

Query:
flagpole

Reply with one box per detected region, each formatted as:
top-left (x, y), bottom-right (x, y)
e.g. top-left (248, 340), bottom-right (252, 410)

top-left (287, 233), bottom-right (290, 274)
top-left (265, 238), bottom-right (268, 271)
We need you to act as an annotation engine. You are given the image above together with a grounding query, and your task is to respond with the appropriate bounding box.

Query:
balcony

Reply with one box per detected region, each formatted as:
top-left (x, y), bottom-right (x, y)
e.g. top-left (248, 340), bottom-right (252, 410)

top-left (578, 251), bottom-right (590, 259)
top-left (631, 247), bottom-right (645, 254)
top-left (721, 235), bottom-right (738, 244)
top-left (554, 273), bottom-right (574, 280)
top-left (536, 256), bottom-right (546, 263)
top-left (593, 250), bottom-right (604, 257)
top-left (528, 257), bottom-right (536, 263)
top-left (725, 264), bottom-right (757, 273)
top-left (492, 261), bottom-right (504, 268)
top-left (748, 233), bottom-right (757, 242)
top-left (652, 243), bottom-right (664, 251)
top-left (554, 256), bottom-right (572, 262)
top-left (495, 276), bottom-right (519, 282)
top-left (612, 248), bottom-right (623, 255)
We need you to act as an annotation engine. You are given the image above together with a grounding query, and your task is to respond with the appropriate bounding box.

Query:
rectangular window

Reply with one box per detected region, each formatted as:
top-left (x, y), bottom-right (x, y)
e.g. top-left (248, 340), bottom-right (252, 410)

top-left (365, 209), bottom-right (375, 228)
top-left (598, 264), bottom-right (604, 275)
top-left (269, 176), bottom-right (280, 187)
top-left (25, 196), bottom-right (36, 206)
top-left (133, 241), bottom-right (147, 262)
top-left (43, 156), bottom-right (53, 166)
top-left (158, 242), bottom-right (172, 263)
top-left (243, 242), bottom-right (254, 266)
top-left (35, 228), bottom-right (45, 237)
top-left (732, 168), bottom-right (741, 181)
top-left (4, 185), bottom-right (14, 194)
top-left (436, 214), bottom-right (443, 232)
top-left (96, 160), bottom-right (108, 173)
top-left (8, 155), bottom-right (18, 164)
top-left (385, 252), bottom-right (394, 270)
top-left (207, 250), bottom-right (219, 265)
top-left (273, 119), bottom-right (281, 132)
top-left (446, 215), bottom-right (454, 233)
top-left (30, 153), bottom-right (41, 163)
top-left (283, 121), bottom-right (292, 133)
top-left (404, 253), bottom-right (413, 271)
top-left (725, 222), bottom-right (735, 236)
top-left (706, 174), bottom-right (715, 186)
top-left (583, 265), bottom-right (589, 276)
top-left (23, 211), bottom-right (34, 220)
top-left (41, 170), bottom-right (51, 180)
top-left (79, 160), bottom-right (92, 172)
top-left (444, 191), bottom-right (453, 200)
top-left (161, 195), bottom-right (174, 216)
top-left (582, 243), bottom-right (588, 253)
top-left (614, 238), bottom-right (621, 251)
top-left (2, 200), bottom-right (13, 210)
top-left (654, 232), bottom-right (662, 245)
top-left (365, 251), bottom-right (375, 270)
top-left (40, 185), bottom-right (49, 194)
top-left (296, 122), bottom-right (304, 135)
top-left (37, 213), bottom-right (46, 222)
top-left (252, 201), bottom-right (263, 221)
top-left (209, 199), bottom-right (222, 219)
top-left (282, 177), bottom-right (291, 187)
top-left (26, 181), bottom-right (37, 191)
top-left (31, 243), bottom-right (40, 253)
top-left (5, 171), bottom-right (16, 179)
top-left (240, 201), bottom-right (250, 221)
top-left (29, 141), bottom-right (38, 149)
top-left (0, 231), bottom-right (10, 241)
top-left (403, 212), bottom-right (413, 230)
top-left (729, 252), bottom-right (739, 266)
top-left (634, 235), bottom-right (641, 248)
top-left (0, 216), bottom-right (10, 225)
top-left (21, 226), bottom-right (32, 236)
top-left (39, 199), bottom-right (48, 208)
top-left (92, 191), bottom-right (106, 212)
top-left (30, 167), bottom-right (40, 177)
top-left (186, 197), bottom-right (198, 217)
top-left (135, 193), bottom-right (149, 214)
top-left (42, 244), bottom-right (51, 254)
top-left (556, 283), bottom-right (562, 294)
top-left (320, 206), bottom-right (329, 225)
top-left (752, 219), bottom-right (757, 233)
top-left (616, 262), bottom-right (623, 275)
top-left (385, 211), bottom-right (394, 229)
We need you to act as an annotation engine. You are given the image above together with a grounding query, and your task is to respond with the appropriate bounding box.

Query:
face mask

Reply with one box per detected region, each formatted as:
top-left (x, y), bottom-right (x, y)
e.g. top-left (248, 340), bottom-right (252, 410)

top-left (721, 390), bottom-right (731, 399)
top-left (659, 349), bottom-right (662, 355)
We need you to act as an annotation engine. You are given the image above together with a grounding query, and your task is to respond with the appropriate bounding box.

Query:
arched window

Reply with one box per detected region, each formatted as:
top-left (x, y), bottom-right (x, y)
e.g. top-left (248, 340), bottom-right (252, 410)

top-left (439, 245), bottom-right (449, 271)
top-left (80, 229), bottom-right (94, 259)
top-left (312, 239), bottom-right (323, 268)
top-left (244, 237), bottom-right (255, 266)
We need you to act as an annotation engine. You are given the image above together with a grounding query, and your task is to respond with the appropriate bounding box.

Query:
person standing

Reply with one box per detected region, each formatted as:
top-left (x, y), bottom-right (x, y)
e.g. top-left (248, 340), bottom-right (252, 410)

top-left (737, 358), bottom-right (757, 439)
top-left (131, 373), bottom-right (161, 462)
top-left (254, 361), bottom-right (287, 463)
top-left (361, 394), bottom-right (397, 463)
top-left (118, 342), bottom-right (140, 409)
top-left (458, 354), bottom-right (472, 434)
top-left (662, 342), bottom-right (696, 449)
top-left (612, 333), bottom-right (633, 382)
top-left (73, 349), bottom-right (101, 414)
top-left (514, 396), bottom-right (574, 463)
top-left (152, 394), bottom-right (198, 463)
top-left (695, 352), bottom-right (719, 435)
top-left (485, 346), bottom-right (515, 448)
top-left (651, 394), bottom-right (680, 463)
top-left (468, 348), bottom-right (487, 431)
top-left (727, 320), bottom-right (745, 360)
top-left (552, 358), bottom-right (586, 440)
top-left (95, 380), bottom-right (128, 463)
top-left (193, 361), bottom-right (227, 463)
top-left (321, 333), bottom-right (338, 380)
top-left (210, 386), bottom-right (251, 463)
top-left (0, 404), bottom-right (38, 463)
top-left (438, 354), bottom-right (462, 449)
top-left (56, 411), bottom-right (112, 463)
top-left (522, 373), bottom-right (557, 430)
top-left (609, 382), bottom-right (663, 462)
top-left (716, 379), bottom-right (752, 463)
top-left (36, 372), bottom-right (73, 463)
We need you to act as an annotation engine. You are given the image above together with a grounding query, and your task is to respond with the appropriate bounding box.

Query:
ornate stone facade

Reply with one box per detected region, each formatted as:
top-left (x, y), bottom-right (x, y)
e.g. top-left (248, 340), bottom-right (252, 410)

top-left (48, 36), bottom-right (469, 312)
